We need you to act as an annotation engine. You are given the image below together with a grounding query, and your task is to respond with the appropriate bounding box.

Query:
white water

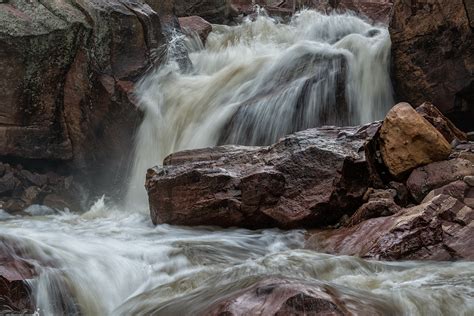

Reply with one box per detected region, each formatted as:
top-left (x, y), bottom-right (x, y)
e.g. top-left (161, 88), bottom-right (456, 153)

top-left (126, 10), bottom-right (393, 206)
top-left (2, 9), bottom-right (472, 316)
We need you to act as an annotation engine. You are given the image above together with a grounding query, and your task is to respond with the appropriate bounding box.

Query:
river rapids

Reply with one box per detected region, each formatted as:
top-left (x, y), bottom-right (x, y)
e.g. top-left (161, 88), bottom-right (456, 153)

top-left (0, 9), bottom-right (473, 316)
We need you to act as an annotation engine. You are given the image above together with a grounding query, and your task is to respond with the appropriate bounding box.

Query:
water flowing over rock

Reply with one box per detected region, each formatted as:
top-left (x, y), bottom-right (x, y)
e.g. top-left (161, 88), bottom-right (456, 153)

top-left (201, 277), bottom-right (387, 315)
top-left (128, 10), bottom-right (394, 206)
top-left (146, 124), bottom-right (379, 228)
top-left (379, 102), bottom-right (452, 177)
top-left (0, 0), bottom-right (168, 198)
top-left (179, 16), bottom-right (213, 43)
top-left (389, 0), bottom-right (474, 131)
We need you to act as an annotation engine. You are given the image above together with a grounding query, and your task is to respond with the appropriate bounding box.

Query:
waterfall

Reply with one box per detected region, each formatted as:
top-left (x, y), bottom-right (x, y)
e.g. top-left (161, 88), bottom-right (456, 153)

top-left (126, 10), bottom-right (393, 208)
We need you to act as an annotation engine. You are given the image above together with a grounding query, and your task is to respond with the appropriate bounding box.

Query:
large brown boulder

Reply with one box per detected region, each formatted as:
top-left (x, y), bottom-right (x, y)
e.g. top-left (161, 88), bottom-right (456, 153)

top-left (307, 194), bottom-right (474, 260)
top-left (146, 124), bottom-right (381, 229)
top-left (0, 0), bottom-right (168, 198)
top-left (389, 0), bottom-right (474, 131)
top-left (379, 103), bottom-right (452, 177)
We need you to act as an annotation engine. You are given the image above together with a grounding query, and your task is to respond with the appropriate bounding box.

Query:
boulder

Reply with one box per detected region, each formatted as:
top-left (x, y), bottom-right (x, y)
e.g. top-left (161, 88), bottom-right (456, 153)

top-left (422, 180), bottom-right (474, 209)
top-left (147, 124), bottom-right (381, 229)
top-left (0, 0), bottom-right (168, 199)
top-left (201, 277), bottom-right (384, 315)
top-left (179, 16), bottom-right (213, 43)
top-left (407, 158), bottom-right (474, 202)
top-left (379, 103), bottom-right (452, 177)
top-left (416, 102), bottom-right (467, 143)
top-left (389, 0), bottom-right (474, 131)
top-left (307, 194), bottom-right (474, 260)
top-left (346, 188), bottom-right (401, 226)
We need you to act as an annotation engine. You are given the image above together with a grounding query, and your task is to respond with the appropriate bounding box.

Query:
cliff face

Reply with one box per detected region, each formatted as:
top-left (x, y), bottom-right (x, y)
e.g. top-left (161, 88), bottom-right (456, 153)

top-left (389, 0), bottom-right (474, 131)
top-left (0, 0), bottom-right (168, 197)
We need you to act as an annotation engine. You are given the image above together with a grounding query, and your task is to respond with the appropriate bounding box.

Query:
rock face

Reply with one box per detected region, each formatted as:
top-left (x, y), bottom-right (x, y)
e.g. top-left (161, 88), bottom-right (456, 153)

top-left (307, 194), bottom-right (474, 260)
top-left (0, 0), bottom-right (168, 198)
top-left (389, 0), bottom-right (474, 131)
top-left (379, 103), bottom-right (452, 177)
top-left (202, 277), bottom-right (385, 315)
top-left (406, 158), bottom-right (474, 202)
top-left (147, 124), bottom-right (380, 229)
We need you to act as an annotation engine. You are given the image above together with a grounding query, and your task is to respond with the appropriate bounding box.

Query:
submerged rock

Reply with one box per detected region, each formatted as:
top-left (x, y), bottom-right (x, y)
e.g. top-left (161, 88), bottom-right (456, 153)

top-left (202, 277), bottom-right (386, 315)
top-left (379, 103), bottom-right (452, 177)
top-left (147, 124), bottom-right (380, 229)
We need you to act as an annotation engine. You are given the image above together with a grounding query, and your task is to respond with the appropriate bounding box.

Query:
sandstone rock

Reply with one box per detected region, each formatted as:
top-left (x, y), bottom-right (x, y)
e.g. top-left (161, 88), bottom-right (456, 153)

top-left (201, 277), bottom-right (384, 315)
top-left (147, 124), bottom-right (381, 229)
top-left (379, 103), bottom-right (452, 177)
top-left (179, 16), bottom-right (213, 43)
top-left (346, 188), bottom-right (401, 226)
top-left (389, 0), bottom-right (474, 131)
top-left (416, 102), bottom-right (467, 143)
top-left (307, 194), bottom-right (474, 260)
top-left (407, 158), bottom-right (474, 202)
top-left (0, 0), bottom-right (168, 199)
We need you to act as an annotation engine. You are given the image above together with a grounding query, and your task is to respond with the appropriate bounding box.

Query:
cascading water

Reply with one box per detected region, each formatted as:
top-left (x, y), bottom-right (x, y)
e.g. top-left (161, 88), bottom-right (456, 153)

top-left (1, 9), bottom-right (473, 316)
top-left (126, 10), bottom-right (393, 206)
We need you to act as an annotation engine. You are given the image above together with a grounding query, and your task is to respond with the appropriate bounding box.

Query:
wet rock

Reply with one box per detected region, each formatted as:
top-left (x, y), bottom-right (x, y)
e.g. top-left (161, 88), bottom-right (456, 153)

top-left (346, 188), bottom-right (401, 227)
top-left (202, 277), bottom-right (384, 315)
top-left (389, 0), bottom-right (474, 131)
top-left (407, 158), bottom-right (474, 202)
top-left (421, 181), bottom-right (470, 204)
top-left (0, 0), bottom-right (168, 199)
top-left (21, 186), bottom-right (42, 205)
top-left (147, 124), bottom-right (380, 229)
top-left (379, 103), bottom-right (452, 177)
top-left (307, 194), bottom-right (474, 261)
top-left (0, 245), bottom-right (35, 313)
top-left (465, 176), bottom-right (474, 187)
top-left (174, 0), bottom-right (233, 23)
top-left (416, 102), bottom-right (467, 143)
top-left (179, 16), bottom-right (213, 43)
top-left (0, 173), bottom-right (18, 195)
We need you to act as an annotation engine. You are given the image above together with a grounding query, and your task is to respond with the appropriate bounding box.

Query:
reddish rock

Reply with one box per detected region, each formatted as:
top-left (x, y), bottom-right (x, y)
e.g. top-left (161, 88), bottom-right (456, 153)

top-left (202, 277), bottom-right (384, 315)
top-left (179, 16), bottom-right (213, 43)
top-left (416, 102), bottom-right (467, 143)
top-left (346, 188), bottom-right (401, 226)
top-left (0, 0), bottom-right (168, 199)
top-left (389, 0), bottom-right (474, 131)
top-left (147, 124), bottom-right (381, 229)
top-left (379, 103), bottom-right (452, 177)
top-left (307, 194), bottom-right (474, 260)
top-left (406, 158), bottom-right (474, 202)
top-left (0, 243), bottom-right (35, 313)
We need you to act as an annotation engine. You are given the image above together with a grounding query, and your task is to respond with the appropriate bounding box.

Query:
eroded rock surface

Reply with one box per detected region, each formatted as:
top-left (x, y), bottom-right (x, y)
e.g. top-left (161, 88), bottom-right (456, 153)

top-left (379, 103), bottom-right (452, 177)
top-left (307, 194), bottom-right (474, 260)
top-left (0, 0), bottom-right (168, 198)
top-left (147, 124), bottom-right (381, 228)
top-left (389, 0), bottom-right (474, 131)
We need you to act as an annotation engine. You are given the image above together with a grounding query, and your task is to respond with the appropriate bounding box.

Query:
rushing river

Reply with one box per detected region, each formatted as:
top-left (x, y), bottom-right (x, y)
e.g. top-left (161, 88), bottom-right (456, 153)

top-left (1, 9), bottom-right (473, 316)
